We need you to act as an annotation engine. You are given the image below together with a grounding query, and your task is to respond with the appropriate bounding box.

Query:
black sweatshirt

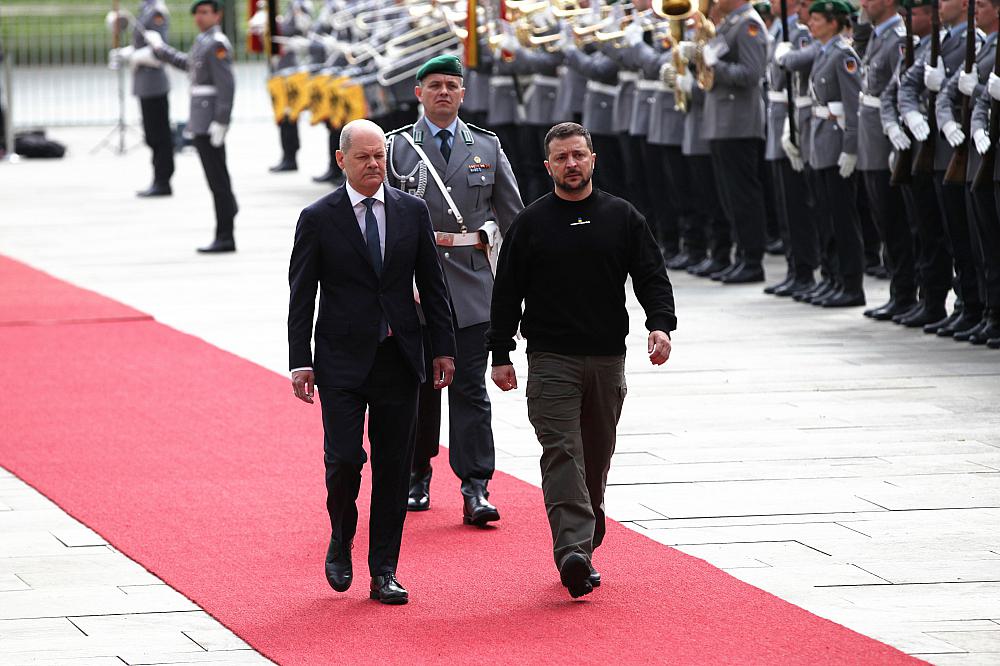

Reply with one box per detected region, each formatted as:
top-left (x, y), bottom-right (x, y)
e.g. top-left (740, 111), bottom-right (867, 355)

top-left (486, 189), bottom-right (677, 365)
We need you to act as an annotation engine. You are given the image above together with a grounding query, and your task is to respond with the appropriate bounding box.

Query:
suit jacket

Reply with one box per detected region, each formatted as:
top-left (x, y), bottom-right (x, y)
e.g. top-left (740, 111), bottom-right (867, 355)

top-left (287, 185), bottom-right (456, 389)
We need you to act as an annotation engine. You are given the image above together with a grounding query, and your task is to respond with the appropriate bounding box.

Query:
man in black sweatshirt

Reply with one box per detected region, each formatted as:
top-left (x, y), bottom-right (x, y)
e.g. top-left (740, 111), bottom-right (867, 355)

top-left (486, 122), bottom-right (677, 599)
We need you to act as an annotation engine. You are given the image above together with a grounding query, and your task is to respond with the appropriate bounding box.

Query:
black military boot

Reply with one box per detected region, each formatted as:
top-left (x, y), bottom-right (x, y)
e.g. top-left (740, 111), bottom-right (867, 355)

top-left (897, 300), bottom-right (948, 328)
top-left (969, 311), bottom-right (1000, 345)
top-left (722, 262), bottom-right (765, 284)
top-left (820, 274), bottom-right (866, 308)
top-left (407, 465), bottom-right (432, 512)
top-left (461, 479), bottom-right (500, 526)
top-left (938, 306), bottom-right (984, 337)
top-left (924, 305), bottom-right (963, 334)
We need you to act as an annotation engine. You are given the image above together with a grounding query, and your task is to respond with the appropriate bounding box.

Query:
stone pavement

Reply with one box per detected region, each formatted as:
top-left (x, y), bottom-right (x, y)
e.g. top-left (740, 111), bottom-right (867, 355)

top-left (1, 123), bottom-right (999, 665)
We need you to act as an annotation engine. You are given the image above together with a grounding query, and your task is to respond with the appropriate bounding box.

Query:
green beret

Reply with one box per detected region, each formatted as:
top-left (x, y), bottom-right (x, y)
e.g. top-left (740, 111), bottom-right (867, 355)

top-left (753, 0), bottom-right (772, 12)
top-left (900, 0), bottom-right (930, 7)
top-left (190, 0), bottom-right (220, 13)
top-left (416, 54), bottom-right (464, 82)
top-left (809, 0), bottom-right (852, 13)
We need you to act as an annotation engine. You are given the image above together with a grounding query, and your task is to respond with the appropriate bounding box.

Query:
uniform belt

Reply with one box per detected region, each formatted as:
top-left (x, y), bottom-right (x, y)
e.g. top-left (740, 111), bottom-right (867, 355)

top-left (860, 92), bottom-right (882, 108)
top-left (530, 74), bottom-right (561, 87)
top-left (618, 71), bottom-right (640, 83)
top-left (794, 96), bottom-right (812, 109)
top-left (767, 90), bottom-right (789, 103)
top-left (490, 76), bottom-right (515, 87)
top-left (812, 104), bottom-right (833, 119)
top-left (190, 85), bottom-right (218, 96)
top-left (587, 80), bottom-right (620, 97)
top-left (636, 79), bottom-right (661, 91)
top-left (434, 231), bottom-right (483, 248)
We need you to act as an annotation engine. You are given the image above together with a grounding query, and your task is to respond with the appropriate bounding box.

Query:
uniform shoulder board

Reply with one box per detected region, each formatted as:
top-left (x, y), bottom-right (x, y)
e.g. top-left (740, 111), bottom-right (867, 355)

top-left (213, 32), bottom-right (232, 49)
top-left (976, 28), bottom-right (987, 42)
top-left (385, 124), bottom-right (415, 137)
top-left (894, 23), bottom-right (906, 38)
top-left (154, 1), bottom-right (170, 15)
top-left (466, 123), bottom-right (497, 138)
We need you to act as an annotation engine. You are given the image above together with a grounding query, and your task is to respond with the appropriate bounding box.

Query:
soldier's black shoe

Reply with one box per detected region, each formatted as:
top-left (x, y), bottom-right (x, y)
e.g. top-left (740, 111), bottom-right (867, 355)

top-left (865, 298), bottom-right (916, 321)
top-left (269, 158), bottom-right (298, 173)
top-left (136, 183), bottom-right (172, 197)
top-left (898, 302), bottom-right (948, 328)
top-left (924, 308), bottom-right (962, 334)
top-left (312, 167), bottom-right (344, 184)
top-left (325, 538), bottom-right (353, 592)
top-left (970, 320), bottom-right (1000, 345)
top-left (987, 335), bottom-right (1000, 349)
top-left (666, 252), bottom-right (704, 270)
top-left (689, 258), bottom-right (729, 277)
top-left (764, 273), bottom-right (794, 295)
top-left (937, 309), bottom-right (982, 337)
top-left (589, 566), bottom-right (601, 588)
top-left (795, 279), bottom-right (832, 303)
top-left (559, 553), bottom-right (593, 599)
top-left (819, 288), bottom-right (866, 308)
top-left (954, 319), bottom-right (987, 342)
top-left (711, 261), bottom-right (742, 281)
top-left (765, 238), bottom-right (785, 255)
top-left (890, 302), bottom-right (923, 324)
top-left (775, 277), bottom-right (816, 297)
top-left (806, 281), bottom-right (839, 305)
top-left (721, 263), bottom-right (765, 284)
top-left (369, 573), bottom-right (408, 605)
top-left (461, 479), bottom-right (500, 526)
top-left (196, 238), bottom-right (236, 254)
top-left (407, 466), bottom-right (431, 512)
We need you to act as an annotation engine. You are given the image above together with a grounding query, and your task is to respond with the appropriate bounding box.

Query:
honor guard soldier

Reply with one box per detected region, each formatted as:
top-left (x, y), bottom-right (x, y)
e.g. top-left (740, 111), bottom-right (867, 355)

top-left (146, 0), bottom-right (238, 253)
top-left (386, 55), bottom-right (523, 525)
top-left (270, 0), bottom-right (315, 173)
top-left (109, 1), bottom-right (174, 197)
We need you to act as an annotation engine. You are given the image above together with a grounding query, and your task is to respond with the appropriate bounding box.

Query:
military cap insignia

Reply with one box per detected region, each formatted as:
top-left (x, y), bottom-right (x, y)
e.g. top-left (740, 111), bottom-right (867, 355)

top-left (845, 57), bottom-right (858, 73)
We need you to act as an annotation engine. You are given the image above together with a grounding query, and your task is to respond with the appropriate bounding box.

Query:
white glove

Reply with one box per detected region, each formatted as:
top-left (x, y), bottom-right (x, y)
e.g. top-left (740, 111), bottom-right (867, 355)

top-left (941, 120), bottom-right (965, 148)
top-left (903, 110), bottom-right (930, 141)
top-left (989, 72), bottom-right (1000, 101)
top-left (624, 21), bottom-right (644, 47)
top-left (105, 9), bottom-right (132, 32)
top-left (924, 59), bottom-right (945, 92)
top-left (774, 40), bottom-right (792, 66)
top-left (108, 45), bottom-right (133, 70)
top-left (500, 32), bottom-right (519, 53)
top-left (248, 8), bottom-right (268, 36)
top-left (287, 35), bottom-right (312, 56)
top-left (678, 71), bottom-right (694, 95)
top-left (678, 40), bottom-right (697, 60)
top-left (143, 30), bottom-right (164, 50)
top-left (659, 61), bottom-right (677, 89)
top-left (208, 121), bottom-right (228, 147)
top-left (319, 34), bottom-right (343, 56)
top-left (781, 117), bottom-right (804, 171)
top-left (958, 70), bottom-right (979, 97)
top-left (974, 128), bottom-right (991, 155)
top-left (885, 122), bottom-right (911, 152)
top-left (837, 152), bottom-right (857, 178)
top-left (130, 45), bottom-right (161, 68)
top-left (702, 42), bottom-right (720, 68)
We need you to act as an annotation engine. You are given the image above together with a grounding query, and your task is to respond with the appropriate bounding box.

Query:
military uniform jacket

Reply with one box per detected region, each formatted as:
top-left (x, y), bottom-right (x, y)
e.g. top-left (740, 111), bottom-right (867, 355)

top-left (949, 31), bottom-right (998, 182)
top-left (487, 58), bottom-right (521, 126)
top-left (463, 40), bottom-right (494, 114)
top-left (858, 16), bottom-right (905, 170)
top-left (132, 0), bottom-right (170, 98)
top-left (765, 19), bottom-right (809, 161)
top-left (781, 34), bottom-right (819, 162)
top-left (881, 35), bottom-right (929, 135)
top-left (509, 45), bottom-right (562, 126)
top-left (386, 116), bottom-right (524, 328)
top-left (564, 46), bottom-right (620, 135)
top-left (602, 42), bottom-right (637, 133)
top-left (682, 85), bottom-right (711, 156)
top-left (899, 23), bottom-right (981, 171)
top-left (703, 3), bottom-right (768, 141)
top-left (553, 61), bottom-right (588, 121)
top-left (807, 34), bottom-right (861, 171)
top-left (621, 38), bottom-right (670, 138)
top-left (156, 25), bottom-right (234, 135)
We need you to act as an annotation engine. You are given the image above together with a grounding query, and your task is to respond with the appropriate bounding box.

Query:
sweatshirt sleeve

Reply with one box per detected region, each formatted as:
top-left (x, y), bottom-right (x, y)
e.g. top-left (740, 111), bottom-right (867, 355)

top-left (486, 213), bottom-right (530, 366)
top-left (628, 206), bottom-right (677, 334)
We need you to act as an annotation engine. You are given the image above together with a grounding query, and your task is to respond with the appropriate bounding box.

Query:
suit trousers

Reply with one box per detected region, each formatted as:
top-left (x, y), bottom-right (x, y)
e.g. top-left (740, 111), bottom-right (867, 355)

top-left (687, 154), bottom-right (731, 262)
top-left (934, 172), bottom-right (982, 310)
top-left (902, 174), bottom-right (951, 303)
top-left (814, 167), bottom-right (865, 281)
top-left (774, 158), bottom-right (819, 275)
top-left (526, 352), bottom-right (626, 570)
top-left (319, 338), bottom-right (419, 576)
top-left (139, 94), bottom-right (174, 187)
top-left (862, 170), bottom-right (916, 301)
top-left (413, 321), bottom-right (495, 485)
top-left (709, 138), bottom-right (768, 265)
top-left (192, 135), bottom-right (238, 241)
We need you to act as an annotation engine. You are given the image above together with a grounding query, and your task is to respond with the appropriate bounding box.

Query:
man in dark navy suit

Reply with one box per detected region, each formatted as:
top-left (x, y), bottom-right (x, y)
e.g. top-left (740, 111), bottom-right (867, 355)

top-left (287, 118), bottom-right (456, 605)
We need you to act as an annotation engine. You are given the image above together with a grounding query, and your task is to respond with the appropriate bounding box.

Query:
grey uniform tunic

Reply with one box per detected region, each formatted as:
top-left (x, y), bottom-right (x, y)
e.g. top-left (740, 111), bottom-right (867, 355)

top-left (781, 34), bottom-right (820, 163)
top-left (881, 35), bottom-right (929, 135)
top-left (683, 86), bottom-right (711, 156)
top-left (132, 0), bottom-right (170, 99)
top-left (899, 23), bottom-right (981, 171)
top-left (155, 25), bottom-right (235, 136)
top-left (603, 41), bottom-right (638, 134)
top-left (947, 31), bottom-right (998, 182)
top-left (807, 35), bottom-right (861, 170)
top-left (508, 45), bottom-right (563, 126)
top-left (386, 117), bottom-right (524, 328)
top-left (564, 46), bottom-right (620, 135)
top-left (487, 58), bottom-right (521, 126)
top-left (621, 37), bottom-right (671, 139)
top-left (463, 40), bottom-right (494, 115)
top-left (703, 3), bottom-right (768, 141)
top-left (858, 16), bottom-right (905, 171)
top-left (553, 62), bottom-right (588, 121)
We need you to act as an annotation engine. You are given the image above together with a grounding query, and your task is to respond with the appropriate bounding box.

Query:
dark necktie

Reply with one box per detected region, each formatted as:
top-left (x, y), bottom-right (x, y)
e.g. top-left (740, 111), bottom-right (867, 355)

top-left (362, 197), bottom-right (388, 340)
top-left (438, 129), bottom-right (452, 163)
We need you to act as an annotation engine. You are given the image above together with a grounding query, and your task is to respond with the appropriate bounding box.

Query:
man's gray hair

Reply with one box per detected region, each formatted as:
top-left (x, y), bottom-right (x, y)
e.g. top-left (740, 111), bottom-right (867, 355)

top-left (340, 119), bottom-right (386, 153)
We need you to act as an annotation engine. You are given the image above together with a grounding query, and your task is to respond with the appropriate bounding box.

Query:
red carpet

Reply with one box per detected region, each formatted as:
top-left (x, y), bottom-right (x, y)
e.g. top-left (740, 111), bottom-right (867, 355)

top-left (0, 256), bottom-right (921, 664)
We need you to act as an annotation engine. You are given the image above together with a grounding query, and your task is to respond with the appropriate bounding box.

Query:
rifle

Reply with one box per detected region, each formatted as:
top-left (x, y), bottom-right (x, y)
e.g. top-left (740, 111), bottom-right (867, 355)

top-left (943, 0), bottom-right (977, 183)
top-left (891, 4), bottom-right (916, 185)
top-left (913, 0), bottom-right (940, 175)
top-left (972, 8), bottom-right (1000, 190)
top-left (780, 0), bottom-right (797, 146)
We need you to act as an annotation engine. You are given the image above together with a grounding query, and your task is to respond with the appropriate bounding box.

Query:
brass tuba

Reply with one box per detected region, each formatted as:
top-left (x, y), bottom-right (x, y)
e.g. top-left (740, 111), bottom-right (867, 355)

top-left (652, 0), bottom-right (716, 93)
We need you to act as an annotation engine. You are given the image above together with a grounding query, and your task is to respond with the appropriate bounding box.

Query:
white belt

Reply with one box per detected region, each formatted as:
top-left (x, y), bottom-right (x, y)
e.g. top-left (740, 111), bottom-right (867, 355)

top-left (435, 231), bottom-right (483, 248)
top-left (530, 74), bottom-right (561, 87)
top-left (490, 76), bottom-right (514, 87)
top-left (860, 92), bottom-right (881, 109)
top-left (794, 96), bottom-right (812, 109)
top-left (618, 71), bottom-right (640, 83)
top-left (767, 90), bottom-right (788, 103)
top-left (190, 85), bottom-right (217, 96)
top-left (812, 104), bottom-right (832, 119)
top-left (637, 79), bottom-right (662, 91)
top-left (587, 80), bottom-right (620, 97)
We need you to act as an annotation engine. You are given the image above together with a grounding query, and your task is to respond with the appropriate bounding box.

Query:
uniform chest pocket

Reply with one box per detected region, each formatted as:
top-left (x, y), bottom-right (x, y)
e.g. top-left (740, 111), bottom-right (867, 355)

top-left (467, 171), bottom-right (495, 187)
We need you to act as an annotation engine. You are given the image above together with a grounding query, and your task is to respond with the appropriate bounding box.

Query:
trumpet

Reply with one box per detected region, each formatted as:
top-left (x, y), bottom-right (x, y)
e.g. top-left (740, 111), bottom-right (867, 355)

top-left (652, 0), bottom-right (716, 92)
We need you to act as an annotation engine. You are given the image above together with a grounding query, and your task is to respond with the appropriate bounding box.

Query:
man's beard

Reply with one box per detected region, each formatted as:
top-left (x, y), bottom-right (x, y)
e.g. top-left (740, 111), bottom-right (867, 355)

top-left (553, 168), bottom-right (593, 193)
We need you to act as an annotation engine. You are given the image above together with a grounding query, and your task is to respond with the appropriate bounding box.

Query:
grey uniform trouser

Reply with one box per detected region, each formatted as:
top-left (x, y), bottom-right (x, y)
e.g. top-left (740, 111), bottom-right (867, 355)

top-left (526, 352), bottom-right (626, 570)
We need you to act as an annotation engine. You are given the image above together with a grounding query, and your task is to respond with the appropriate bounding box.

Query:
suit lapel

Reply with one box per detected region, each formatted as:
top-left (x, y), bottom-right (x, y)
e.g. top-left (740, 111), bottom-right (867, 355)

top-left (328, 186), bottom-right (376, 273)
top-left (445, 120), bottom-right (473, 182)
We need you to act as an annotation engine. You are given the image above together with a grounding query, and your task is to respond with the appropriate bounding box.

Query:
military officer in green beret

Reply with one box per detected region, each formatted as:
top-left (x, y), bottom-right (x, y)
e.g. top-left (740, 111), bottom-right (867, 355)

top-left (386, 55), bottom-right (523, 526)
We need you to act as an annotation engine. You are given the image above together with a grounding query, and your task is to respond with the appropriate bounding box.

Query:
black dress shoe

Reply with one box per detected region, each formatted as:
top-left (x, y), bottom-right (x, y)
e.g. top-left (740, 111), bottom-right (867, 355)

top-left (690, 258), bottom-right (729, 277)
top-left (325, 539), bottom-right (353, 592)
top-left (937, 309), bottom-right (983, 337)
top-left (765, 238), bottom-right (785, 255)
top-left (589, 566), bottom-right (601, 588)
top-left (897, 302), bottom-right (948, 328)
top-left (763, 273), bottom-right (793, 295)
top-left (666, 252), bottom-right (704, 270)
top-left (807, 281), bottom-right (839, 305)
top-left (407, 466), bottom-right (431, 512)
top-left (369, 572), bottom-right (408, 605)
top-left (819, 288), bottom-right (866, 308)
top-left (462, 480), bottom-right (500, 526)
top-left (559, 553), bottom-right (593, 599)
top-left (954, 319), bottom-right (987, 342)
top-left (775, 278), bottom-right (816, 297)
top-left (796, 279), bottom-right (832, 303)
top-left (269, 158), bottom-right (298, 173)
top-left (865, 298), bottom-right (917, 321)
top-left (872, 265), bottom-right (890, 279)
top-left (197, 238), bottom-right (236, 254)
top-left (312, 167), bottom-right (344, 184)
top-left (711, 261), bottom-right (742, 281)
top-left (924, 308), bottom-right (962, 335)
top-left (890, 302), bottom-right (922, 324)
top-left (970, 321), bottom-right (1000, 345)
top-left (136, 183), bottom-right (172, 197)
top-left (987, 335), bottom-right (1000, 349)
top-left (721, 263), bottom-right (765, 284)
